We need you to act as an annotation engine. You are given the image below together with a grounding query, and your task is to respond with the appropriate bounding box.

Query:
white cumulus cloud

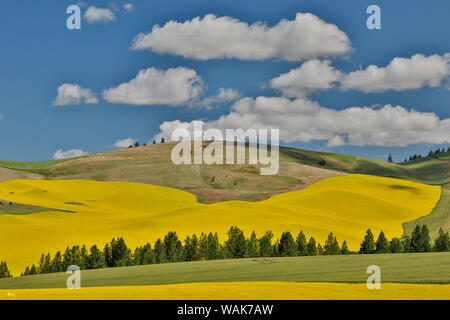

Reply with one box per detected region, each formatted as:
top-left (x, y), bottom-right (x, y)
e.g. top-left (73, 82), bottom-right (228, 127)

top-left (341, 53), bottom-right (450, 92)
top-left (113, 138), bottom-right (137, 148)
top-left (53, 149), bottom-right (88, 160)
top-left (53, 84), bottom-right (99, 106)
top-left (123, 3), bottom-right (134, 12)
top-left (102, 67), bottom-right (204, 106)
top-left (191, 88), bottom-right (241, 109)
top-left (84, 6), bottom-right (116, 24)
top-left (154, 96), bottom-right (450, 147)
top-left (132, 13), bottom-right (352, 61)
top-left (270, 59), bottom-right (342, 97)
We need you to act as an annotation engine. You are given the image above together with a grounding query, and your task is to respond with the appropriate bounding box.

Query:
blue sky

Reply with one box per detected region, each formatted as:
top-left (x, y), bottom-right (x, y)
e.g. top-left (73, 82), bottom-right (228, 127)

top-left (0, 0), bottom-right (449, 161)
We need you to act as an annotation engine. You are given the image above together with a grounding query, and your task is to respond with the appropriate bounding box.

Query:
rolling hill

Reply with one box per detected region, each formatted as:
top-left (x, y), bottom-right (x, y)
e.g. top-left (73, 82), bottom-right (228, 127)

top-left (0, 142), bottom-right (448, 240)
top-left (0, 174), bottom-right (440, 273)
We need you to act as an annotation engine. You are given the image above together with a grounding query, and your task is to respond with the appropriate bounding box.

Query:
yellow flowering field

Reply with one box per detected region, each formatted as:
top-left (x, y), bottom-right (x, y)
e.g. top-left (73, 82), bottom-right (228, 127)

top-left (1, 282), bottom-right (449, 300)
top-left (0, 174), bottom-right (441, 274)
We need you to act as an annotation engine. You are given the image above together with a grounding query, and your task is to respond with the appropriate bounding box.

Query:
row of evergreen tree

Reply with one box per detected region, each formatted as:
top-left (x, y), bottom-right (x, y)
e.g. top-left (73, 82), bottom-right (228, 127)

top-left (359, 225), bottom-right (449, 253)
top-left (0, 224), bottom-right (448, 278)
top-left (403, 146), bottom-right (450, 163)
top-left (128, 138), bottom-right (165, 148)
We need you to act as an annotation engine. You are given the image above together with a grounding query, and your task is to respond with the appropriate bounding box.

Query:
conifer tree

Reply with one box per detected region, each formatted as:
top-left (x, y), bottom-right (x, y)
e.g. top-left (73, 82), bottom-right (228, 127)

top-left (154, 238), bottom-right (166, 263)
top-left (323, 233), bottom-right (340, 255)
top-left (247, 231), bottom-right (258, 258)
top-left (51, 251), bottom-right (63, 272)
top-left (296, 231), bottom-right (307, 256)
top-left (341, 240), bottom-right (350, 254)
top-left (87, 244), bottom-right (106, 269)
top-left (375, 231), bottom-right (390, 253)
top-left (359, 229), bottom-right (376, 254)
top-left (277, 231), bottom-right (297, 257)
top-left (433, 228), bottom-right (450, 252)
top-left (389, 238), bottom-right (404, 253)
top-left (258, 231), bottom-right (274, 257)
top-left (225, 226), bottom-right (247, 258)
top-left (306, 237), bottom-right (317, 256)
top-left (317, 243), bottom-right (324, 255)
top-left (0, 261), bottom-right (12, 278)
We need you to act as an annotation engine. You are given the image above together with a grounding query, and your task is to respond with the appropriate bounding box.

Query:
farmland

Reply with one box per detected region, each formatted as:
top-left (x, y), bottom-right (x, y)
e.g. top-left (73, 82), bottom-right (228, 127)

top-left (0, 174), bottom-right (440, 274)
top-left (0, 253), bottom-right (449, 299)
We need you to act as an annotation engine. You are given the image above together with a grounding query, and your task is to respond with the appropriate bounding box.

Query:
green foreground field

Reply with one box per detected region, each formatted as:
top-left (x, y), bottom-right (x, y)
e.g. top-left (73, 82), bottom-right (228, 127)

top-left (1, 253), bottom-right (449, 290)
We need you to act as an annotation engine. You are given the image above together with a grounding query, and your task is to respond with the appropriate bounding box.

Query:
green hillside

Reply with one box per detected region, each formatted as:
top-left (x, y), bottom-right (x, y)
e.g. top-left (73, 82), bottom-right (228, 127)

top-left (0, 253), bottom-right (449, 290)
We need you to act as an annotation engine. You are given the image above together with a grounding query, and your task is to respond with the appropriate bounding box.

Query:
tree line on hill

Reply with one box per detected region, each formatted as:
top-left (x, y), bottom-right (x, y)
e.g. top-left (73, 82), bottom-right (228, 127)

top-left (0, 224), bottom-right (448, 278)
top-left (128, 137), bottom-right (165, 148)
top-left (402, 146), bottom-right (450, 163)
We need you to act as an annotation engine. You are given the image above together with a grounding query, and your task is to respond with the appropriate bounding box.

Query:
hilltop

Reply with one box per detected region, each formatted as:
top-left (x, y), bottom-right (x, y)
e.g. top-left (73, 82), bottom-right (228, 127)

top-left (0, 142), bottom-right (448, 238)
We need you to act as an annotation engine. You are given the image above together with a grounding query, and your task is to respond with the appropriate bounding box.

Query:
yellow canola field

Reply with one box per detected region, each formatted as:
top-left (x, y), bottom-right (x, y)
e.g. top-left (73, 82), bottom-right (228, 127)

top-left (1, 282), bottom-right (449, 300)
top-left (0, 174), bottom-right (441, 274)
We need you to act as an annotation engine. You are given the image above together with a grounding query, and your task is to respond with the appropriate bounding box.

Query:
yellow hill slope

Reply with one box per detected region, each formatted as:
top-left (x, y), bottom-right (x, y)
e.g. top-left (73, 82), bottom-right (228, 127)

top-left (0, 174), bottom-right (441, 273)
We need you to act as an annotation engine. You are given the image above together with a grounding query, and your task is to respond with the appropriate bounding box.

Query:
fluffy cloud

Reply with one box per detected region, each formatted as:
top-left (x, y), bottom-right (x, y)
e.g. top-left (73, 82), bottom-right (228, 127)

top-left (53, 149), bottom-right (88, 160)
top-left (123, 3), bottom-right (134, 12)
top-left (132, 13), bottom-right (351, 61)
top-left (270, 59), bottom-right (342, 97)
top-left (341, 53), bottom-right (450, 92)
top-left (191, 88), bottom-right (241, 108)
top-left (154, 96), bottom-right (450, 147)
top-left (53, 84), bottom-right (98, 106)
top-left (102, 67), bottom-right (204, 106)
top-left (84, 6), bottom-right (115, 24)
top-left (114, 138), bottom-right (137, 148)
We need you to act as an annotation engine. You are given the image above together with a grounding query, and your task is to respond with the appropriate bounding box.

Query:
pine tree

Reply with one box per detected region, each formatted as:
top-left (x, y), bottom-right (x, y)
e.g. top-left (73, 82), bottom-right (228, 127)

top-left (420, 225), bottom-right (431, 252)
top-left (206, 232), bottom-right (220, 260)
top-left (103, 243), bottom-right (113, 267)
top-left (258, 231), bottom-right (274, 257)
top-left (306, 237), bottom-right (317, 256)
top-left (164, 231), bottom-right (182, 262)
top-left (80, 245), bottom-right (89, 269)
top-left (50, 251), bottom-right (63, 272)
top-left (154, 238), bottom-right (166, 263)
top-left (341, 241), bottom-right (350, 254)
top-left (375, 231), bottom-right (390, 253)
top-left (277, 231), bottom-right (298, 257)
top-left (359, 229), bottom-right (376, 254)
top-left (296, 231), bottom-right (307, 256)
top-left (161, 137), bottom-right (165, 143)
top-left (110, 237), bottom-right (132, 267)
top-left (323, 233), bottom-right (341, 255)
top-left (389, 238), bottom-right (404, 253)
top-left (225, 226), bottom-right (247, 258)
top-left (0, 261), bottom-right (12, 278)
top-left (184, 234), bottom-right (199, 261)
top-left (317, 243), bottom-right (324, 255)
top-left (388, 153), bottom-right (393, 163)
top-left (29, 264), bottom-right (37, 275)
top-left (433, 228), bottom-right (450, 252)
top-left (410, 225), bottom-right (431, 252)
top-left (87, 244), bottom-right (106, 269)
top-left (198, 232), bottom-right (208, 260)
top-left (247, 231), bottom-right (258, 258)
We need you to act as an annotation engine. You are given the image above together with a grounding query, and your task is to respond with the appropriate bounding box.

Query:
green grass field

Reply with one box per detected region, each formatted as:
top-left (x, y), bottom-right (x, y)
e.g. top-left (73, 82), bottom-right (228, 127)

top-left (0, 253), bottom-right (448, 290)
